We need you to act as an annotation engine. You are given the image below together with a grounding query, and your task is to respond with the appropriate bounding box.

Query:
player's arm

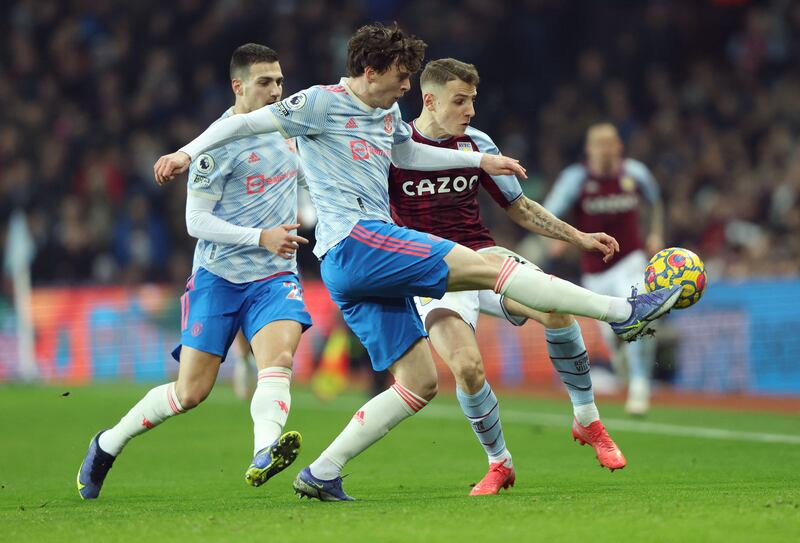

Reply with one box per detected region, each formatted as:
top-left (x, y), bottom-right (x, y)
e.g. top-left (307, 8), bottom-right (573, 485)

top-left (155, 110), bottom-right (280, 185)
top-left (186, 195), bottom-right (308, 260)
top-left (391, 138), bottom-right (527, 178)
top-left (505, 197), bottom-right (619, 263)
top-left (155, 88), bottom-right (328, 185)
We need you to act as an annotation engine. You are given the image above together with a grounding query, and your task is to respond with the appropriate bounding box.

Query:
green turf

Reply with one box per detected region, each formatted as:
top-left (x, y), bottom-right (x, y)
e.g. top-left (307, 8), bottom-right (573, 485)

top-left (1, 383), bottom-right (798, 542)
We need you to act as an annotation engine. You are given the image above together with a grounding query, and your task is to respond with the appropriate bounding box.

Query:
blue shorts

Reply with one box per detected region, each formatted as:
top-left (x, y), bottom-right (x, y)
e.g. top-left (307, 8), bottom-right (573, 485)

top-left (321, 220), bottom-right (455, 371)
top-left (171, 268), bottom-right (312, 362)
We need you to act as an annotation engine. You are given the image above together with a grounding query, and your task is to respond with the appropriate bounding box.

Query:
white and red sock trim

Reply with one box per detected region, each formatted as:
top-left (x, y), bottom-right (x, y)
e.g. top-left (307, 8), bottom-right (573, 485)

top-left (493, 258), bottom-right (520, 294)
top-left (167, 382), bottom-right (185, 414)
top-left (390, 383), bottom-right (428, 413)
top-left (258, 366), bottom-right (292, 383)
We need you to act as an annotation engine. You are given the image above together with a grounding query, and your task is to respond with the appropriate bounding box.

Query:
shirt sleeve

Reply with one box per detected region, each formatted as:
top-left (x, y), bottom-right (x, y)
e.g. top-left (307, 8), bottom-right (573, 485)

top-left (542, 164), bottom-right (586, 217)
top-left (625, 159), bottom-right (661, 204)
top-left (466, 127), bottom-right (523, 208)
top-left (185, 192), bottom-right (262, 246)
top-left (392, 106), bottom-right (412, 144)
top-left (265, 86), bottom-right (332, 138)
top-left (186, 146), bottom-right (229, 201)
top-left (179, 109), bottom-right (279, 160)
top-left (391, 139), bottom-right (482, 170)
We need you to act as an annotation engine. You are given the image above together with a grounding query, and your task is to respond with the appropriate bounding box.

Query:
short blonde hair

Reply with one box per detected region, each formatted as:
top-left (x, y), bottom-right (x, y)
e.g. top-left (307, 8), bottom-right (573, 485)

top-left (420, 58), bottom-right (480, 89)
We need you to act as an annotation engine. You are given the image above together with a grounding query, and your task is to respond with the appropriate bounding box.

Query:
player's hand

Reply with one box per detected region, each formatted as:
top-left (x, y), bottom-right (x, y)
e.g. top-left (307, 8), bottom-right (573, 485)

top-left (578, 232), bottom-right (620, 263)
top-left (259, 224), bottom-right (309, 260)
top-left (479, 154), bottom-right (527, 179)
top-left (154, 151), bottom-right (191, 186)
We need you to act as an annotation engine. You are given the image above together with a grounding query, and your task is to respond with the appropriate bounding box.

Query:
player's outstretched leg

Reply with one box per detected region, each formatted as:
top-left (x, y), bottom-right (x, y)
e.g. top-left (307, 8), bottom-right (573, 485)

top-left (294, 339), bottom-right (436, 501)
top-left (426, 310), bottom-right (515, 496)
top-left (542, 315), bottom-right (626, 471)
top-left (444, 245), bottom-right (682, 341)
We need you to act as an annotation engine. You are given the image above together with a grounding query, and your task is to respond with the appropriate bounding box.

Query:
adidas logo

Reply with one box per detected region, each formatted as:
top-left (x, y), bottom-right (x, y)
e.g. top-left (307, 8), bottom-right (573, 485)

top-left (345, 118), bottom-right (358, 129)
top-left (248, 152), bottom-right (261, 163)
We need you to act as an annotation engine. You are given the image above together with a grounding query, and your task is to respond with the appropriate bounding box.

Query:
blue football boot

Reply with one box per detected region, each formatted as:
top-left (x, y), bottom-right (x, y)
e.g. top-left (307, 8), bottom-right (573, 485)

top-left (245, 430), bottom-right (302, 487)
top-left (77, 431), bottom-right (116, 499)
top-left (293, 466), bottom-right (354, 501)
top-left (610, 285), bottom-right (682, 342)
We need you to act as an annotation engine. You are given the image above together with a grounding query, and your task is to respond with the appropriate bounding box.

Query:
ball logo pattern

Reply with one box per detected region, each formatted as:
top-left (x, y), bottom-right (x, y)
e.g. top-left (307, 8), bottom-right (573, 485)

top-left (644, 247), bottom-right (707, 309)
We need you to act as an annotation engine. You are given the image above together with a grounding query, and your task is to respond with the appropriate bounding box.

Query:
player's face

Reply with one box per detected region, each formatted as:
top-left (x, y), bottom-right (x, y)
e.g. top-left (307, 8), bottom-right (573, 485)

top-left (431, 80), bottom-right (476, 137)
top-left (586, 126), bottom-right (623, 172)
top-left (367, 62), bottom-right (412, 109)
top-left (238, 61), bottom-right (284, 112)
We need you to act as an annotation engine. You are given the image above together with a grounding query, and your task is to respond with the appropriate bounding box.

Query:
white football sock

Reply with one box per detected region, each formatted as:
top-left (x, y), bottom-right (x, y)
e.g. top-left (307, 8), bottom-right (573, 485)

top-left (574, 403), bottom-right (601, 427)
top-left (251, 366), bottom-right (292, 455)
top-left (309, 383), bottom-right (427, 480)
top-left (495, 258), bottom-right (631, 322)
top-left (98, 382), bottom-right (184, 456)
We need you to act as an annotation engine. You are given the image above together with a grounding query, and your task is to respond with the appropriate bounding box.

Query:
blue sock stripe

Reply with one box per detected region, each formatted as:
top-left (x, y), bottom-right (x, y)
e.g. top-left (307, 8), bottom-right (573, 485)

top-left (465, 402), bottom-right (498, 421)
top-left (549, 350), bottom-right (588, 360)
top-left (557, 368), bottom-right (590, 376)
top-left (563, 380), bottom-right (593, 391)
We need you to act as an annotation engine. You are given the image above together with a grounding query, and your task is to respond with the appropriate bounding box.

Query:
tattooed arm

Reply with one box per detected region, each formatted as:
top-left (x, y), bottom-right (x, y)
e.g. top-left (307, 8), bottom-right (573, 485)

top-left (505, 196), bottom-right (620, 263)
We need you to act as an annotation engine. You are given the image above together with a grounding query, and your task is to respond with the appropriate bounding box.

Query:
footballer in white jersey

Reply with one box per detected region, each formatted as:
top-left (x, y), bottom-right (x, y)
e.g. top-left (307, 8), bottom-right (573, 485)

top-left (78, 44), bottom-right (309, 501)
top-left (155, 24), bottom-right (683, 501)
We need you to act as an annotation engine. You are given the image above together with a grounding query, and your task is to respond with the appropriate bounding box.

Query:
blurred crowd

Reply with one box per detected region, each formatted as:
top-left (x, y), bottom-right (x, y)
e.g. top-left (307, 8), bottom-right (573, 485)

top-left (1, 0), bottom-right (799, 288)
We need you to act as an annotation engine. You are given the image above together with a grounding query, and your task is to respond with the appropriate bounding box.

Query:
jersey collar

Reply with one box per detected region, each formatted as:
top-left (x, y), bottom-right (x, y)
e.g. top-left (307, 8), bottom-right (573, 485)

top-left (340, 77), bottom-right (375, 113)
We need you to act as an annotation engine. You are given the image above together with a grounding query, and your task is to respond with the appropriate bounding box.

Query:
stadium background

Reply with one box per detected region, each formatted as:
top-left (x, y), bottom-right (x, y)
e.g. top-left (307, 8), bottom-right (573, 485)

top-left (1, 0), bottom-right (799, 400)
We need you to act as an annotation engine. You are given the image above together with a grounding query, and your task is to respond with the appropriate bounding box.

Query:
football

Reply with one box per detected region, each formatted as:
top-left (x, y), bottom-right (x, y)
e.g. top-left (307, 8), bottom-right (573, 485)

top-left (644, 247), bottom-right (707, 309)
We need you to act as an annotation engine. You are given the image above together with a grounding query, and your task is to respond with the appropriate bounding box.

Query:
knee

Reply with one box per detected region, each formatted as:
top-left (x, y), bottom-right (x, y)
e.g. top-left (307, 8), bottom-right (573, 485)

top-left (542, 312), bottom-right (575, 329)
top-left (175, 382), bottom-right (211, 410)
top-left (452, 349), bottom-right (486, 394)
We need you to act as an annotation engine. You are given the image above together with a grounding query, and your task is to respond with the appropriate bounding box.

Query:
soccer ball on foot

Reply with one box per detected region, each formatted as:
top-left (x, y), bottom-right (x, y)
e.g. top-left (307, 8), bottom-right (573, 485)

top-left (644, 247), bottom-right (707, 309)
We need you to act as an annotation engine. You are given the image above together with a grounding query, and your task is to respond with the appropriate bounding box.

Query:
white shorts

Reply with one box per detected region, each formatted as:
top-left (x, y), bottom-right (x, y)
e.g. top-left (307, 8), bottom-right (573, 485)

top-left (582, 250), bottom-right (648, 299)
top-left (414, 246), bottom-right (539, 331)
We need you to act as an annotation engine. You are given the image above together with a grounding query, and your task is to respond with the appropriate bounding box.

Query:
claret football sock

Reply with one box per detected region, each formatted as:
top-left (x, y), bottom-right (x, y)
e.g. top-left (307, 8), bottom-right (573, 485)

top-left (98, 382), bottom-right (185, 456)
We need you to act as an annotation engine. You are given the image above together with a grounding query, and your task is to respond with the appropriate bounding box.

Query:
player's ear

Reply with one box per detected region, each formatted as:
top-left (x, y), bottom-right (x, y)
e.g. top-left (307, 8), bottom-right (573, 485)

top-left (231, 78), bottom-right (243, 96)
top-left (422, 91), bottom-right (436, 111)
top-left (364, 66), bottom-right (376, 83)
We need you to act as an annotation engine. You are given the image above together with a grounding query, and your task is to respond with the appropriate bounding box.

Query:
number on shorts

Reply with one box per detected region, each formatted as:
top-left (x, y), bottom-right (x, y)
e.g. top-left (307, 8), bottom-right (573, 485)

top-left (283, 281), bottom-right (303, 301)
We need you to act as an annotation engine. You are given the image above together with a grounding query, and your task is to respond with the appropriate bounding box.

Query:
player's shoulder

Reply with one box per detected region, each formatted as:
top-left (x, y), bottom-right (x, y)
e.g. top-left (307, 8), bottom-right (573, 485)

top-left (464, 125), bottom-right (497, 151)
top-left (559, 162), bottom-right (588, 181)
top-left (622, 158), bottom-right (653, 179)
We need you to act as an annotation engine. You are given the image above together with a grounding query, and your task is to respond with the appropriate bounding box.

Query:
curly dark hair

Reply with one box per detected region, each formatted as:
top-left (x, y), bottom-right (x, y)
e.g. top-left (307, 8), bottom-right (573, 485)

top-left (346, 22), bottom-right (427, 76)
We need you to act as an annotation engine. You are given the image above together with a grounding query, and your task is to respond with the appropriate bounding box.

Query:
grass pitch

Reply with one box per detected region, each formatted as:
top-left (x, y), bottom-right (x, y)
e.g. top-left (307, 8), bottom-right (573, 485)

top-left (1, 383), bottom-right (798, 542)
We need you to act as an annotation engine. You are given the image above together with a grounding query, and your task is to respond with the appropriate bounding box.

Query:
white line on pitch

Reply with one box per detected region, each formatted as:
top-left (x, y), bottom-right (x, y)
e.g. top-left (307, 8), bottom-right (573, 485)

top-left (420, 405), bottom-right (800, 446)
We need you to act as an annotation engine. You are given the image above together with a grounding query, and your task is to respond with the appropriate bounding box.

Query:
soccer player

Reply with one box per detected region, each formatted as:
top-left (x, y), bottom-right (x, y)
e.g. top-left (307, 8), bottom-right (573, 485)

top-left (154, 23), bottom-right (682, 501)
top-left (388, 58), bottom-right (626, 495)
top-left (544, 123), bottom-right (663, 415)
top-left (77, 44), bottom-right (312, 499)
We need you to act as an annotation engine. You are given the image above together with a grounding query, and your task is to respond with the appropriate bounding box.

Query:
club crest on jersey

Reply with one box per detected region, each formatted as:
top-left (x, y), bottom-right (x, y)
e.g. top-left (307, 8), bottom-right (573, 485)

top-left (585, 180), bottom-right (599, 194)
top-left (286, 92), bottom-right (307, 110)
top-left (457, 142), bottom-right (473, 152)
top-left (620, 175), bottom-right (636, 192)
top-left (196, 154), bottom-right (215, 174)
top-left (384, 114), bottom-right (393, 134)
